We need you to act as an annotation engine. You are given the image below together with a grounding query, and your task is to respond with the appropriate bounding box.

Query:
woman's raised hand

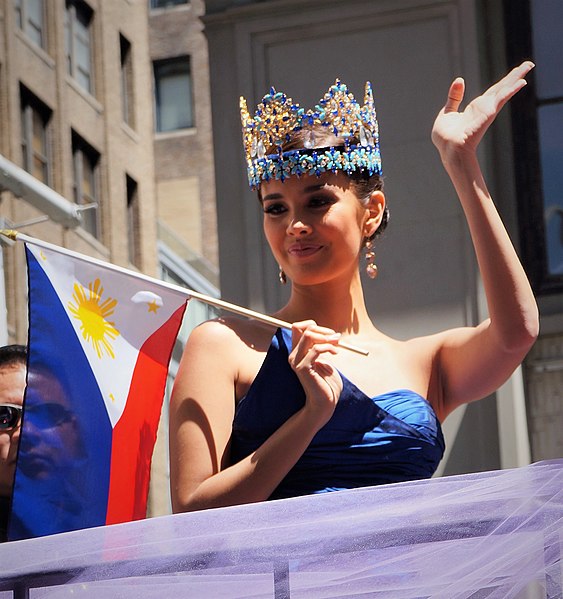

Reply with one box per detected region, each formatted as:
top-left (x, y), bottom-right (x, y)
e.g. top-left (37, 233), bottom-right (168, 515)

top-left (431, 61), bottom-right (534, 166)
top-left (289, 321), bottom-right (343, 428)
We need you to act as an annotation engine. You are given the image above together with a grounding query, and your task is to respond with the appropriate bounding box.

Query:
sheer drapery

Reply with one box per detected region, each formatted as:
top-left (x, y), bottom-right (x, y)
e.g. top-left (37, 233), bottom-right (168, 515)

top-left (1, 460), bottom-right (561, 598)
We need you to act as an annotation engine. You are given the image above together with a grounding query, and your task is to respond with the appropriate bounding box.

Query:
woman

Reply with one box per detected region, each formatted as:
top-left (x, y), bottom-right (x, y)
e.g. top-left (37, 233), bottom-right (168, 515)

top-left (169, 62), bottom-right (539, 512)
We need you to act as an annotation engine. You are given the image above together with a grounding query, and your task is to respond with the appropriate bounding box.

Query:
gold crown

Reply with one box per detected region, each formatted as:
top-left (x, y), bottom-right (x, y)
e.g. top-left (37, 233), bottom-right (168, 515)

top-left (240, 80), bottom-right (381, 188)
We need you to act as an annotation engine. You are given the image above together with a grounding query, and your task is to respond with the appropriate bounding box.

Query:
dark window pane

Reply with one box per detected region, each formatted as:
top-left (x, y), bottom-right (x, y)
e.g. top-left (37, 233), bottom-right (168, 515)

top-left (150, 0), bottom-right (188, 8)
top-left (154, 59), bottom-right (193, 132)
top-left (72, 134), bottom-right (100, 239)
top-left (64, 9), bottom-right (71, 68)
top-left (126, 175), bottom-right (140, 266)
top-left (530, 0), bottom-right (563, 99)
top-left (538, 103), bottom-right (563, 275)
top-left (27, 0), bottom-right (44, 47)
top-left (15, 0), bottom-right (23, 28)
top-left (66, 1), bottom-right (92, 94)
top-left (81, 157), bottom-right (94, 197)
top-left (15, 0), bottom-right (45, 48)
top-left (20, 89), bottom-right (50, 185)
top-left (505, 0), bottom-right (563, 292)
top-left (28, 0), bottom-right (42, 23)
top-left (32, 155), bottom-right (47, 181)
top-left (31, 110), bottom-right (45, 152)
top-left (120, 35), bottom-right (134, 127)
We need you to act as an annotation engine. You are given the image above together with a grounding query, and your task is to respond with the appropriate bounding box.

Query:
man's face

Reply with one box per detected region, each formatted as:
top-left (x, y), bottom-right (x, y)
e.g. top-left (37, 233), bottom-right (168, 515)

top-left (0, 364), bottom-right (26, 496)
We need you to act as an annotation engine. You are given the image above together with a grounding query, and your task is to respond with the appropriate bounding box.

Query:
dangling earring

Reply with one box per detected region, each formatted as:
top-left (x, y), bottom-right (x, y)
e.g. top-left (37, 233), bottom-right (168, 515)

top-left (364, 239), bottom-right (378, 279)
top-left (278, 265), bottom-right (287, 284)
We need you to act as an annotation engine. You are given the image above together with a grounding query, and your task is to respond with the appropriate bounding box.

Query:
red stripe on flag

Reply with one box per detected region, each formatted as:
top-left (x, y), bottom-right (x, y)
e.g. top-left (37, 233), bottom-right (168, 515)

top-left (105, 304), bottom-right (186, 525)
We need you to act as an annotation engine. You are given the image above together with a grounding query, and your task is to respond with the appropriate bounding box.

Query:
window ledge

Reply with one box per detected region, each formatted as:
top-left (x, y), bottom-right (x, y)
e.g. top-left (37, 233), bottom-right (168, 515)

top-left (67, 226), bottom-right (111, 260)
top-left (15, 30), bottom-right (55, 70)
top-left (149, 4), bottom-right (192, 16)
top-left (65, 76), bottom-right (103, 115)
top-left (121, 122), bottom-right (140, 143)
top-left (154, 127), bottom-right (197, 140)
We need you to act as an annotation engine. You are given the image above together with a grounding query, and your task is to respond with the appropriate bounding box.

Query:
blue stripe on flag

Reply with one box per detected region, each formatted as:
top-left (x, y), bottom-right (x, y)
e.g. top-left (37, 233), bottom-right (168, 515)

top-left (9, 249), bottom-right (114, 539)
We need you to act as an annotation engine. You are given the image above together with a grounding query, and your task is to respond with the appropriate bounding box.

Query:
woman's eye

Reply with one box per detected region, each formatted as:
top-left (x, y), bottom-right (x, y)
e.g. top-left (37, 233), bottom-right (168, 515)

top-left (263, 203), bottom-right (286, 215)
top-left (308, 195), bottom-right (333, 208)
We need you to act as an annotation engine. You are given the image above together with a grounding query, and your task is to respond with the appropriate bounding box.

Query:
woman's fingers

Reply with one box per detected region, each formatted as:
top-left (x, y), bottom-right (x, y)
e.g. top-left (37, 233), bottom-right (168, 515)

top-left (479, 62), bottom-right (532, 117)
top-left (311, 359), bottom-right (335, 379)
top-left (487, 61), bottom-right (534, 98)
top-left (287, 322), bottom-right (344, 426)
top-left (443, 61), bottom-right (533, 117)
top-left (443, 77), bottom-right (465, 113)
top-left (432, 61), bottom-right (534, 158)
top-left (296, 343), bottom-right (339, 371)
top-left (292, 320), bottom-right (339, 338)
top-left (290, 322), bottom-right (340, 367)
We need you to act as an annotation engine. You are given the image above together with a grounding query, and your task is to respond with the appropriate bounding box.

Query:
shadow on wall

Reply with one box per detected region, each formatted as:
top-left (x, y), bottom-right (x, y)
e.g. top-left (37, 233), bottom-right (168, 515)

top-left (442, 396), bottom-right (500, 476)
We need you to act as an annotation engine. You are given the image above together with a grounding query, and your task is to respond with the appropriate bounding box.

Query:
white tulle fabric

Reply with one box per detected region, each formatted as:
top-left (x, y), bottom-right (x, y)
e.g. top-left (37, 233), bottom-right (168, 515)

top-left (0, 460), bottom-right (561, 599)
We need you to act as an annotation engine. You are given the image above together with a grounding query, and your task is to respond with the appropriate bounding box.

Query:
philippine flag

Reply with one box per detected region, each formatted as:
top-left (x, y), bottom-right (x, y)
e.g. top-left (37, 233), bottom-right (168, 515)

top-left (9, 241), bottom-right (188, 540)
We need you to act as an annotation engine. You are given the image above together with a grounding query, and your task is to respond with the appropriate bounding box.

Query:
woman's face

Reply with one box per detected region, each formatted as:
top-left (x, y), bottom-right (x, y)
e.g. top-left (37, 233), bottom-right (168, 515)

top-left (261, 171), bottom-right (382, 286)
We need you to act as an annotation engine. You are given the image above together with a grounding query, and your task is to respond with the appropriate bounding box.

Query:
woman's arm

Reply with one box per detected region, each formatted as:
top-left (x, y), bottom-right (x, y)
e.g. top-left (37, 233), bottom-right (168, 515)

top-left (169, 319), bottom-right (342, 512)
top-left (430, 62), bottom-right (539, 418)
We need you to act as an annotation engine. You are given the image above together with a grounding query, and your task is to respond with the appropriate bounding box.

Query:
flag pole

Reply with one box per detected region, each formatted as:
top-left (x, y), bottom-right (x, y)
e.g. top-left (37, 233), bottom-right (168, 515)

top-left (1, 229), bottom-right (369, 356)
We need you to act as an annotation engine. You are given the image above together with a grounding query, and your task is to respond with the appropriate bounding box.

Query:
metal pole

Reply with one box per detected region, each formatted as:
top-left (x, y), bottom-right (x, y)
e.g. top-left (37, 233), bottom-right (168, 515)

top-left (0, 154), bottom-right (82, 229)
top-left (0, 242), bottom-right (8, 346)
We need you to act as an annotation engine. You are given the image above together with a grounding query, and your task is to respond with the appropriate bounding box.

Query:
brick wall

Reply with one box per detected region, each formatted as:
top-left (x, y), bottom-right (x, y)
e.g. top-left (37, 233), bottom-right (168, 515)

top-left (1, 0), bottom-right (159, 343)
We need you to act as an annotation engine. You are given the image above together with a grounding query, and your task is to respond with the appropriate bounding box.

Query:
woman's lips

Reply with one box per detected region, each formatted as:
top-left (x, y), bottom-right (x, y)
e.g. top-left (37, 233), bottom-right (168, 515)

top-left (287, 243), bottom-right (323, 257)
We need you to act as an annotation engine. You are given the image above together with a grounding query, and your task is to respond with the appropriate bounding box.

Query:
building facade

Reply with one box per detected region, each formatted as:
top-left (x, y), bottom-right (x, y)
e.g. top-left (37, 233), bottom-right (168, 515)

top-left (1, 0), bottom-right (157, 340)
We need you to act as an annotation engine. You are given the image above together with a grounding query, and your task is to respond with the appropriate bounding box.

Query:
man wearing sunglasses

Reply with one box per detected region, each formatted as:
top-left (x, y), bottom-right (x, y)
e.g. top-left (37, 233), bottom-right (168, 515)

top-left (0, 344), bottom-right (27, 542)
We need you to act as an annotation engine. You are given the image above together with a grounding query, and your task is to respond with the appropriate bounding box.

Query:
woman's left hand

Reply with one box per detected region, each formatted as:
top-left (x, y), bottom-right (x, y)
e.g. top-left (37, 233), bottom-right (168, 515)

top-left (427, 61), bottom-right (539, 420)
top-left (431, 61), bottom-right (534, 166)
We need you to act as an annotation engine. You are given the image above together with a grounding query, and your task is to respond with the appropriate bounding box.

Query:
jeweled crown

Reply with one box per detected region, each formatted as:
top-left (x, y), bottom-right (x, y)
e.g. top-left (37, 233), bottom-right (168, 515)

top-left (240, 80), bottom-right (382, 189)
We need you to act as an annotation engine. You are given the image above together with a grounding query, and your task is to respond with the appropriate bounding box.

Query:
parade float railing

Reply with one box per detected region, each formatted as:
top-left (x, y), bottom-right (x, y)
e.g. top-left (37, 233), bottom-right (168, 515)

top-left (0, 459), bottom-right (561, 599)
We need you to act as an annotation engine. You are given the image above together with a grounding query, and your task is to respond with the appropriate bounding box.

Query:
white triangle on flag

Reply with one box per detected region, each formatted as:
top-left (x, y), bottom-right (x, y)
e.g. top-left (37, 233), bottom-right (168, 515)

top-left (28, 244), bottom-right (186, 427)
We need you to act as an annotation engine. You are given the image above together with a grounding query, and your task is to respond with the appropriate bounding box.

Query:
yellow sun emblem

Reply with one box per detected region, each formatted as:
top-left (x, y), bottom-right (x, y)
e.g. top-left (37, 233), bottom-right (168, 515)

top-left (68, 278), bottom-right (120, 359)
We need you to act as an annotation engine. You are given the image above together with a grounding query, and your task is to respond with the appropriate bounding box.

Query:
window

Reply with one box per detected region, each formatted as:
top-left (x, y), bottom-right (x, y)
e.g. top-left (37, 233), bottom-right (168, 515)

top-left (15, 0), bottom-right (46, 49)
top-left (72, 132), bottom-right (100, 238)
top-left (153, 57), bottom-right (194, 132)
top-left (150, 0), bottom-right (188, 9)
top-left (120, 34), bottom-right (134, 127)
top-left (126, 175), bottom-right (140, 266)
top-left (65, 0), bottom-right (93, 94)
top-left (505, 0), bottom-right (563, 293)
top-left (20, 86), bottom-right (51, 185)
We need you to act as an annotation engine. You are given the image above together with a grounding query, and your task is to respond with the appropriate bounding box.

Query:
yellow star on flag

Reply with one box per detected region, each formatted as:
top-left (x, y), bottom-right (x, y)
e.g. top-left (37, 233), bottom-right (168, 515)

top-left (147, 300), bottom-right (160, 313)
top-left (131, 290), bottom-right (164, 314)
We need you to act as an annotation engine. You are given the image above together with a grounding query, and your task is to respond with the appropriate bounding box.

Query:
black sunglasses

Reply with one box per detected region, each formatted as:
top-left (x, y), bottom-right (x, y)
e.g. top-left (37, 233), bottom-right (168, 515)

top-left (0, 404), bottom-right (23, 431)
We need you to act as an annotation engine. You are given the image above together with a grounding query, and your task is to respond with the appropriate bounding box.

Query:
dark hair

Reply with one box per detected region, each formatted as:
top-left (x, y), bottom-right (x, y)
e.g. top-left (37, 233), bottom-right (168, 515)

top-left (0, 344), bottom-right (27, 369)
top-left (261, 124), bottom-right (389, 239)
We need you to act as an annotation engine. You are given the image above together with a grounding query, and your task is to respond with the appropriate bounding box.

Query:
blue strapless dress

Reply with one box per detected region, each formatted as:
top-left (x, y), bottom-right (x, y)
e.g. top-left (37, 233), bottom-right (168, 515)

top-left (230, 328), bottom-right (445, 500)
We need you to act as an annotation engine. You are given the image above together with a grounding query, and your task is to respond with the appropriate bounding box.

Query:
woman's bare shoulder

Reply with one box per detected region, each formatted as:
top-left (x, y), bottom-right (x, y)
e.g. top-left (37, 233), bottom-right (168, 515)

top-left (402, 326), bottom-right (478, 354)
top-left (186, 316), bottom-right (277, 355)
top-left (177, 317), bottom-right (276, 402)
